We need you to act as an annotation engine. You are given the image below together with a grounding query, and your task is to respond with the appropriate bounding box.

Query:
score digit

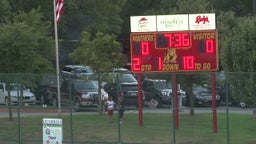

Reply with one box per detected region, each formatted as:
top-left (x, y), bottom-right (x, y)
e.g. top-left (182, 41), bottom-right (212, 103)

top-left (158, 57), bottom-right (162, 71)
top-left (206, 39), bottom-right (214, 53)
top-left (141, 42), bottom-right (149, 55)
top-left (132, 58), bottom-right (141, 71)
top-left (183, 56), bottom-right (194, 70)
top-left (198, 39), bottom-right (215, 53)
top-left (182, 33), bottom-right (190, 47)
top-left (162, 32), bottom-right (190, 48)
top-left (164, 34), bottom-right (173, 47)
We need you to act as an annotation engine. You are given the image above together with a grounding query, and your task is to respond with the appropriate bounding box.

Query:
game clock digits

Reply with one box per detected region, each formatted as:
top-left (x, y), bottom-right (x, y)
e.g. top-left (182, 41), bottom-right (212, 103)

top-left (130, 30), bottom-right (218, 73)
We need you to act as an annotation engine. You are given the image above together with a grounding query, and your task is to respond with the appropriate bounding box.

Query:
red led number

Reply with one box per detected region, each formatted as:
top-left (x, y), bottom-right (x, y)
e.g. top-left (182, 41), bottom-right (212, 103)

top-left (198, 39), bottom-right (215, 53)
top-left (132, 58), bottom-right (141, 71)
top-left (164, 33), bottom-right (190, 48)
top-left (183, 56), bottom-right (194, 70)
top-left (158, 57), bottom-right (162, 71)
top-left (206, 40), bottom-right (214, 53)
top-left (141, 42), bottom-right (149, 55)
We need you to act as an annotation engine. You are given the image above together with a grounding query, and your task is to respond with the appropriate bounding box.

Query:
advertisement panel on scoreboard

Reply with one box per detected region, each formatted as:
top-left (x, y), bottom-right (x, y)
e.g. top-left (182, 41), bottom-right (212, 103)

top-left (130, 30), bottom-right (218, 73)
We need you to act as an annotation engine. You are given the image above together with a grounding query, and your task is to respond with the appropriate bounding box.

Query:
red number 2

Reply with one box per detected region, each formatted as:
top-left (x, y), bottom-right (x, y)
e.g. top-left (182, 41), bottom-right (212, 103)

top-left (132, 58), bottom-right (141, 71)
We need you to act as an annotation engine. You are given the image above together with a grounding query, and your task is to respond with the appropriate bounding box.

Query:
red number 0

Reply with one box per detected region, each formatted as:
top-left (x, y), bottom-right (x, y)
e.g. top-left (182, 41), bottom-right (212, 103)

top-left (141, 42), bottom-right (149, 55)
top-left (206, 40), bottom-right (214, 53)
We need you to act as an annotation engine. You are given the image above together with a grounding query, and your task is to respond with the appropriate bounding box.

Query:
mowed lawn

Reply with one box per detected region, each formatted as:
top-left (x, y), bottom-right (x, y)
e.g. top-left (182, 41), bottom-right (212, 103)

top-left (0, 108), bottom-right (256, 144)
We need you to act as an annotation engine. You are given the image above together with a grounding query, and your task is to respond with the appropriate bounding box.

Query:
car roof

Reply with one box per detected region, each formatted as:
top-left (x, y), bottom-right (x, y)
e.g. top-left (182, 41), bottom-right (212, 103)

top-left (65, 65), bottom-right (84, 67)
top-left (112, 68), bottom-right (131, 73)
top-left (143, 79), bottom-right (167, 82)
top-left (63, 65), bottom-right (92, 69)
top-left (62, 65), bottom-right (94, 74)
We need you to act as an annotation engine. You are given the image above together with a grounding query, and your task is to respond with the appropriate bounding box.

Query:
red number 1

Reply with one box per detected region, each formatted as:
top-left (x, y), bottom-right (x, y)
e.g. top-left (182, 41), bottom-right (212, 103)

top-left (158, 57), bottom-right (162, 70)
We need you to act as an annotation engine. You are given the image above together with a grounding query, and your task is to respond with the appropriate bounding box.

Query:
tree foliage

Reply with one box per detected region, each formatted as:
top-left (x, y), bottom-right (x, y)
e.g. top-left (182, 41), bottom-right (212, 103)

top-left (0, 8), bottom-right (54, 73)
top-left (70, 32), bottom-right (127, 73)
top-left (220, 13), bottom-right (256, 105)
top-left (220, 15), bottom-right (256, 72)
top-left (0, 0), bottom-right (11, 25)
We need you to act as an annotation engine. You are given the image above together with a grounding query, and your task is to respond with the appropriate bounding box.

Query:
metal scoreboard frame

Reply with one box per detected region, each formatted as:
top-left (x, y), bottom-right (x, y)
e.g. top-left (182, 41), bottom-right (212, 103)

top-left (130, 13), bottom-right (218, 73)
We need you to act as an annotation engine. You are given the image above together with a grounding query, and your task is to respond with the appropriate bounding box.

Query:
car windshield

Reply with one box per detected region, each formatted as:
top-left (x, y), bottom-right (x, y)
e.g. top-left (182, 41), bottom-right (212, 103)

top-left (74, 66), bottom-right (93, 73)
top-left (120, 74), bottom-right (137, 83)
top-left (155, 81), bottom-right (171, 89)
top-left (193, 86), bottom-right (208, 92)
top-left (73, 81), bottom-right (98, 90)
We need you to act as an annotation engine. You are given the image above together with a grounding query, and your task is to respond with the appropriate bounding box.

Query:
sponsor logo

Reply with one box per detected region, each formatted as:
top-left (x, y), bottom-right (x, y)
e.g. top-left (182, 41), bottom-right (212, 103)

top-left (195, 15), bottom-right (209, 24)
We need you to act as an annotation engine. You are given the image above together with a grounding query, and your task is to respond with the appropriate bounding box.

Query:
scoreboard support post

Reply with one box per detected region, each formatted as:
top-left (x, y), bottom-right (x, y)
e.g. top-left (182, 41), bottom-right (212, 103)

top-left (172, 74), bottom-right (179, 129)
top-left (137, 73), bottom-right (143, 126)
top-left (211, 73), bottom-right (217, 133)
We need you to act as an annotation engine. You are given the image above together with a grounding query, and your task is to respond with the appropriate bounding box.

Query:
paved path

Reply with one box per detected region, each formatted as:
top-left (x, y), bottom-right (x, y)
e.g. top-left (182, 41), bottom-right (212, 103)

top-left (0, 106), bottom-right (255, 118)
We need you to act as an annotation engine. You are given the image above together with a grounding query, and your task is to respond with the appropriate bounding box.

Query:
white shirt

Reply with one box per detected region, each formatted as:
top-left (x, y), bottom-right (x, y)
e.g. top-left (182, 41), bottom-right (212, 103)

top-left (101, 89), bottom-right (109, 100)
top-left (107, 100), bottom-right (115, 110)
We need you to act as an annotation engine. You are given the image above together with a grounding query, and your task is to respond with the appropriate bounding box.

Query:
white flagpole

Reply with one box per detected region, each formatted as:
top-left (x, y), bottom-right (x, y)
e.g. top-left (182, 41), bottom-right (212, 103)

top-left (53, 0), bottom-right (61, 115)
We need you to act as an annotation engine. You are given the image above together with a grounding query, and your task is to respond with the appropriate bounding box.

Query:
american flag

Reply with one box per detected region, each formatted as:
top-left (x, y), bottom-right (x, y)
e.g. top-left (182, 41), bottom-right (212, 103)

top-left (56, 0), bottom-right (64, 24)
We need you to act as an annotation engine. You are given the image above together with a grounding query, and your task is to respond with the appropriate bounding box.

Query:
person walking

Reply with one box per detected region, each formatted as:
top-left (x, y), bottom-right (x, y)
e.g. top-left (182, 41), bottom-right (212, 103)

top-left (106, 96), bottom-right (115, 122)
top-left (119, 95), bottom-right (125, 124)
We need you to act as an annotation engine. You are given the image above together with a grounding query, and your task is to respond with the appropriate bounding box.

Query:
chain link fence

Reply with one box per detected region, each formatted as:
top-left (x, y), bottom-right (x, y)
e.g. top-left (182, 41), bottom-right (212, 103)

top-left (0, 72), bottom-right (255, 144)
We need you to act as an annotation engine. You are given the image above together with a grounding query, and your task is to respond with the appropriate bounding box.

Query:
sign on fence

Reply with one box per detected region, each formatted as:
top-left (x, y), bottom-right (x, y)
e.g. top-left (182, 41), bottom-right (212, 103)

top-left (43, 118), bottom-right (63, 144)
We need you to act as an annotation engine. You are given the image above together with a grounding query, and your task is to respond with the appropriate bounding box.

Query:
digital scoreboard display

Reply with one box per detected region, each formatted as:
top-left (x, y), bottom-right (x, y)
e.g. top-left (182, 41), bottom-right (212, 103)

top-left (130, 30), bottom-right (218, 73)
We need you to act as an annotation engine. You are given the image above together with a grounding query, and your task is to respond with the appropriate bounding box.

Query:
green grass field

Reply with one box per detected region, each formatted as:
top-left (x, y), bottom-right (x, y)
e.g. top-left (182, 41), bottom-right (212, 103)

top-left (0, 108), bottom-right (256, 144)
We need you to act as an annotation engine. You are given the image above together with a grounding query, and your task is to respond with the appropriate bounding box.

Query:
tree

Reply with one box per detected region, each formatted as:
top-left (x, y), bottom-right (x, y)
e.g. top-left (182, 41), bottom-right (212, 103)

top-left (0, 8), bottom-right (55, 73)
top-left (220, 14), bottom-right (256, 106)
top-left (0, 0), bottom-right (11, 25)
top-left (70, 31), bottom-right (127, 73)
top-left (0, 8), bottom-right (55, 120)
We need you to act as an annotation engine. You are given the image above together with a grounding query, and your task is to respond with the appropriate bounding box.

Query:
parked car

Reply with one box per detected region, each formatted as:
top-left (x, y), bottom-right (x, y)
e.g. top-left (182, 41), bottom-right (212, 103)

top-left (142, 79), bottom-right (186, 108)
top-left (47, 79), bottom-right (99, 111)
top-left (193, 90), bottom-right (221, 106)
top-left (103, 72), bottom-right (142, 107)
top-left (33, 75), bottom-right (64, 105)
top-left (213, 85), bottom-right (247, 108)
top-left (0, 83), bottom-right (36, 105)
top-left (187, 85), bottom-right (221, 106)
top-left (61, 65), bottom-right (94, 79)
top-left (112, 68), bottom-right (130, 73)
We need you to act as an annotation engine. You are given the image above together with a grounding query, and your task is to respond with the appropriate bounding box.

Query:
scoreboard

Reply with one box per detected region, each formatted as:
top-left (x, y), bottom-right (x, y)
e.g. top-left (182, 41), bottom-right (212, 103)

top-left (130, 30), bottom-right (218, 72)
top-left (130, 14), bottom-right (218, 73)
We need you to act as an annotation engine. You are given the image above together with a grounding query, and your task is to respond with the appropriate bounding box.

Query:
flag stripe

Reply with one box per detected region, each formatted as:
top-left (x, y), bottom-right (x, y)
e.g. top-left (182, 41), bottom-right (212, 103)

top-left (56, 0), bottom-right (64, 24)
